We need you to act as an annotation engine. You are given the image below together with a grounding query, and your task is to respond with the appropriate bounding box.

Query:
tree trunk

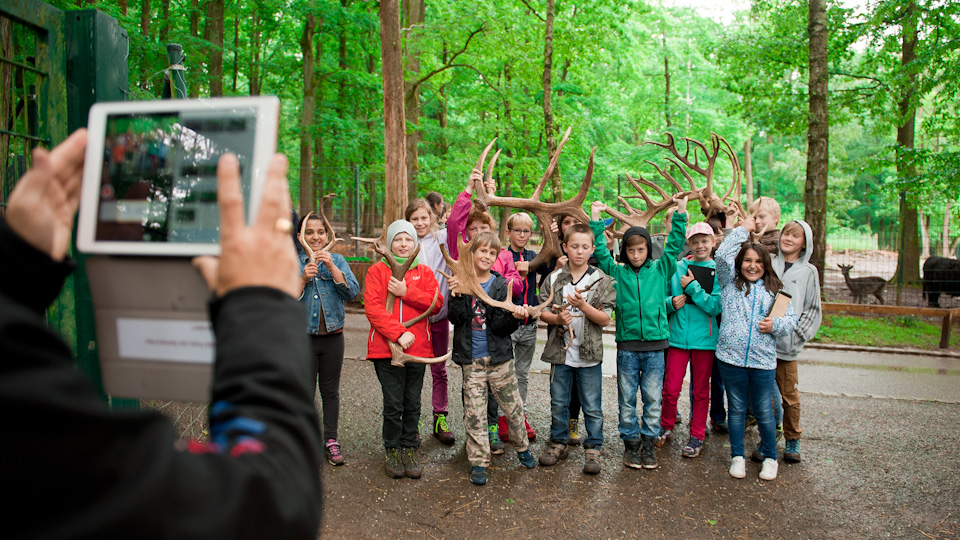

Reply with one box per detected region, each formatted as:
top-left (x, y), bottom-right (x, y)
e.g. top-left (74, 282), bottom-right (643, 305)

top-left (232, 16), bottom-right (239, 93)
top-left (896, 1), bottom-right (921, 284)
top-left (205, 0), bottom-right (224, 97)
top-left (662, 30), bottom-right (671, 128)
top-left (919, 209), bottom-right (931, 258)
top-left (380, 0), bottom-right (408, 225)
top-left (158, 0), bottom-right (170, 43)
top-left (943, 201), bottom-right (952, 257)
top-left (139, 0), bottom-right (150, 90)
top-left (744, 137), bottom-right (754, 202)
top-left (337, 5), bottom-right (354, 233)
top-left (804, 0), bottom-right (828, 284)
top-left (249, 11), bottom-right (261, 96)
top-left (188, 0), bottom-right (200, 97)
top-left (543, 0), bottom-right (561, 202)
top-left (403, 0), bottom-right (424, 199)
top-left (299, 15), bottom-right (317, 215)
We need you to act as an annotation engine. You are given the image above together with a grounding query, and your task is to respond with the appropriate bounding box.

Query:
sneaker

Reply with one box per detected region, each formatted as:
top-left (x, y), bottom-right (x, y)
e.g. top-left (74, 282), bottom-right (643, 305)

top-left (470, 466), bottom-right (487, 485)
top-left (568, 418), bottom-right (582, 446)
top-left (488, 425), bottom-right (505, 455)
top-left (539, 441), bottom-right (569, 466)
top-left (759, 457), bottom-right (779, 480)
top-left (497, 415), bottom-right (509, 442)
top-left (654, 427), bottom-right (672, 448)
top-left (324, 439), bottom-right (345, 466)
top-left (433, 414), bottom-right (455, 445)
top-left (681, 437), bottom-right (703, 458)
top-left (525, 417), bottom-right (537, 441)
top-left (751, 448), bottom-right (765, 463)
top-left (517, 449), bottom-right (536, 469)
top-left (776, 424), bottom-right (783, 442)
top-left (384, 448), bottom-right (404, 479)
top-left (710, 419), bottom-right (728, 434)
top-left (583, 448), bottom-right (602, 475)
top-left (622, 439), bottom-right (642, 469)
top-left (401, 447), bottom-right (423, 479)
top-left (640, 436), bottom-right (659, 469)
top-left (784, 439), bottom-right (802, 463)
top-left (729, 456), bottom-right (746, 479)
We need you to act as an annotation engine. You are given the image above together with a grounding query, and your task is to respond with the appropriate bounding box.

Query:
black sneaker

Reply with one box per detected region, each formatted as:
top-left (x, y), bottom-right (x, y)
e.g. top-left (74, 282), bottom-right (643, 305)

top-left (470, 466), bottom-right (487, 485)
top-left (640, 436), bottom-right (659, 469)
top-left (384, 448), bottom-right (404, 479)
top-left (623, 439), bottom-right (642, 469)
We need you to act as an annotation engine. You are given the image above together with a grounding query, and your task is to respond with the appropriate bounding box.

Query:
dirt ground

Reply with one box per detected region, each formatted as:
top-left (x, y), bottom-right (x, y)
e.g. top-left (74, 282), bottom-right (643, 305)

top-left (316, 358), bottom-right (960, 540)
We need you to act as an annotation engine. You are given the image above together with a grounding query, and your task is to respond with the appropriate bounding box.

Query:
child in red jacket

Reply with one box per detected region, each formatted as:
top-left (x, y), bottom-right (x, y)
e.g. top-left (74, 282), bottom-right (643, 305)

top-left (365, 220), bottom-right (442, 480)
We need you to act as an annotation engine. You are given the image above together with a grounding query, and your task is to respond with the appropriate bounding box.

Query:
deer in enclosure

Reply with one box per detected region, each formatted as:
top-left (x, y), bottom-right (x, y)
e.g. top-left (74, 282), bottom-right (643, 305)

top-left (837, 264), bottom-right (887, 305)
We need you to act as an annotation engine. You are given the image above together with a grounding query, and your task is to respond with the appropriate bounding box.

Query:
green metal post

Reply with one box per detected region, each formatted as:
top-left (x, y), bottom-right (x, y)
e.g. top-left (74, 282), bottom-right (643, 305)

top-left (162, 43), bottom-right (187, 99)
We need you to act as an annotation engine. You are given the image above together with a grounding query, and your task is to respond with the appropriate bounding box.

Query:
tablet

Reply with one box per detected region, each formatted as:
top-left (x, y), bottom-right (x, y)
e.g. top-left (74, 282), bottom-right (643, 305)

top-left (77, 96), bottom-right (280, 256)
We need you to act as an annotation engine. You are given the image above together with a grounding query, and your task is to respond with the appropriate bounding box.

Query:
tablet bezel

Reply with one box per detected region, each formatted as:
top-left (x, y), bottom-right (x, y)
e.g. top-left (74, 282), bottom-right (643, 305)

top-left (77, 96), bottom-right (280, 256)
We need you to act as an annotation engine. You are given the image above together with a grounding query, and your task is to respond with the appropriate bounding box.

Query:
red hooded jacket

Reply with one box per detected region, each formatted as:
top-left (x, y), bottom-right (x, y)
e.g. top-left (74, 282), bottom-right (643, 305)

top-left (364, 260), bottom-right (442, 360)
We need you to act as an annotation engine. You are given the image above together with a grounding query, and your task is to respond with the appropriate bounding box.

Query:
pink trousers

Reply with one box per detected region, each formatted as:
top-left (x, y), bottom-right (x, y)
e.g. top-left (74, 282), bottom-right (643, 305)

top-left (661, 347), bottom-right (714, 440)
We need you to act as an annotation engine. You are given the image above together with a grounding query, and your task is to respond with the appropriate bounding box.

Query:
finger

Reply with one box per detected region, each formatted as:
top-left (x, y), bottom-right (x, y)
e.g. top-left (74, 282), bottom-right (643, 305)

top-left (253, 153), bottom-right (290, 231)
top-left (47, 128), bottom-right (89, 183)
top-left (216, 154), bottom-right (245, 231)
top-left (192, 256), bottom-right (221, 292)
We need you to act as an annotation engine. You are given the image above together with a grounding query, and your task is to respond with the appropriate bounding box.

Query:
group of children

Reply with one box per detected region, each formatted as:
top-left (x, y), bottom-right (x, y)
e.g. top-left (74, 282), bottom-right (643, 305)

top-left (301, 172), bottom-right (822, 485)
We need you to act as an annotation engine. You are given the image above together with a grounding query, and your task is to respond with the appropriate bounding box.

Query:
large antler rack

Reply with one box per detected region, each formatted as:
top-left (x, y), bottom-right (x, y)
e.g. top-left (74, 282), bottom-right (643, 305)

top-left (604, 171), bottom-right (683, 235)
top-left (470, 127), bottom-right (595, 272)
top-left (642, 132), bottom-right (745, 224)
top-left (353, 232), bottom-right (451, 367)
top-left (299, 193), bottom-right (344, 263)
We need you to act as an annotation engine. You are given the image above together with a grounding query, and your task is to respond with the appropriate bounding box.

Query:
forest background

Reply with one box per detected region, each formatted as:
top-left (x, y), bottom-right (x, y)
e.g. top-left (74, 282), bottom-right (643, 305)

top-left (48, 0), bottom-right (960, 283)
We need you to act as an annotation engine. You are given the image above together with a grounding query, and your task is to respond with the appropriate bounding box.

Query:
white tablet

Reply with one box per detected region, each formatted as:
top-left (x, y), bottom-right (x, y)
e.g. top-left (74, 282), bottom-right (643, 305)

top-left (78, 96), bottom-right (280, 256)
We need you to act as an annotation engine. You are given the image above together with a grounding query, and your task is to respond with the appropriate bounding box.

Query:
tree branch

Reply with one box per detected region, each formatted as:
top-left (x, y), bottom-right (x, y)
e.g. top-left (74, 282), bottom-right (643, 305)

top-left (519, 0), bottom-right (545, 22)
top-left (407, 25), bottom-right (485, 96)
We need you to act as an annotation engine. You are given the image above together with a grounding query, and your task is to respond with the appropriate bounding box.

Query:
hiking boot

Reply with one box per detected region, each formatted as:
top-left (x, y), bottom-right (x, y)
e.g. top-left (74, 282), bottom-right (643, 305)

top-left (470, 466), bottom-right (487, 485)
top-left (681, 436), bottom-right (703, 458)
top-left (640, 435), bottom-right (659, 469)
top-left (517, 449), bottom-right (536, 469)
top-left (568, 418), bottom-right (582, 446)
top-left (784, 439), bottom-right (802, 463)
top-left (384, 448), bottom-right (404, 479)
top-left (539, 441), bottom-right (570, 466)
top-left (759, 457), bottom-right (779, 480)
top-left (583, 448), bottom-right (602, 475)
top-left (729, 455), bottom-right (746, 479)
top-left (622, 439), bottom-right (642, 469)
top-left (433, 414), bottom-right (455, 445)
top-left (488, 425), bottom-right (505, 455)
top-left (751, 448), bottom-right (765, 463)
top-left (324, 439), bottom-right (345, 466)
top-left (710, 419), bottom-right (728, 434)
top-left (497, 415), bottom-right (509, 442)
top-left (525, 416), bottom-right (537, 441)
top-left (401, 447), bottom-right (423, 479)
top-left (655, 427), bottom-right (672, 448)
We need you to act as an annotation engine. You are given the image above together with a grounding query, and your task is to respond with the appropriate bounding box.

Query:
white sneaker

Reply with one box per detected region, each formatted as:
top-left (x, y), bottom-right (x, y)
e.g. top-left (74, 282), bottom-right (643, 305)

top-left (759, 458), bottom-right (779, 481)
top-left (729, 456), bottom-right (746, 479)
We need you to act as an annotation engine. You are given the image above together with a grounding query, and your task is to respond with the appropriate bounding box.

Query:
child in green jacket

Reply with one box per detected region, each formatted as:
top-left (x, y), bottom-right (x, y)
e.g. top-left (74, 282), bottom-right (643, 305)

top-left (589, 196), bottom-right (687, 470)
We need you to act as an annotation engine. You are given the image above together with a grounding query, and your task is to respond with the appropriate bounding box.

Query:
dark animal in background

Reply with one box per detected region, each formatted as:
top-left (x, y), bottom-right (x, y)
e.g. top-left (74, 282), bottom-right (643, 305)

top-left (922, 256), bottom-right (960, 307)
top-left (838, 264), bottom-right (887, 305)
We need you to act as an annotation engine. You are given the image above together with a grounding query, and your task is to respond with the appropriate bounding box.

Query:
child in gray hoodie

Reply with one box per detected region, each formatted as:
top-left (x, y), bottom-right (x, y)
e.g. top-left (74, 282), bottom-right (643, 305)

top-left (770, 220), bottom-right (822, 463)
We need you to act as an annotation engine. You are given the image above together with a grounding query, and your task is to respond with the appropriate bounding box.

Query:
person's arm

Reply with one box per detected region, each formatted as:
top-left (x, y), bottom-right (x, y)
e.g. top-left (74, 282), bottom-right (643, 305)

top-left (399, 267), bottom-right (444, 314)
top-left (446, 178), bottom-right (476, 259)
top-left (329, 254), bottom-right (361, 301)
top-left (588, 221), bottom-right (618, 276)
top-left (493, 250), bottom-right (525, 296)
top-left (447, 293), bottom-right (471, 327)
top-left (794, 269), bottom-right (823, 342)
top-left (658, 200), bottom-right (688, 279)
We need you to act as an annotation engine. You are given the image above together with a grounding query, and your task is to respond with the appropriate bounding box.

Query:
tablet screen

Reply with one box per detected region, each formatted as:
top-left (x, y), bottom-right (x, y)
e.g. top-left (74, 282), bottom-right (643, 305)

top-left (95, 108), bottom-right (257, 244)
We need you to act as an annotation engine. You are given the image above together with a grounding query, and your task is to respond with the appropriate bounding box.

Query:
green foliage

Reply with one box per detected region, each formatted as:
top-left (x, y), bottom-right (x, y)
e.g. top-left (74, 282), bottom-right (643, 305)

top-left (814, 314), bottom-right (959, 349)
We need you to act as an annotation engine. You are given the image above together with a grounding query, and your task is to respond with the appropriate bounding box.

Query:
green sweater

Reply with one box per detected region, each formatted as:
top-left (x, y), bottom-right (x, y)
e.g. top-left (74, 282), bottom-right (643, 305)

top-left (589, 211), bottom-right (687, 346)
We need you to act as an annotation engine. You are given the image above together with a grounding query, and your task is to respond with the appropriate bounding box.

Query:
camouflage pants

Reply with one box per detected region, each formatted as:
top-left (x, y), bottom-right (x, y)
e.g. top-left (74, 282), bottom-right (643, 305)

top-left (462, 356), bottom-right (529, 467)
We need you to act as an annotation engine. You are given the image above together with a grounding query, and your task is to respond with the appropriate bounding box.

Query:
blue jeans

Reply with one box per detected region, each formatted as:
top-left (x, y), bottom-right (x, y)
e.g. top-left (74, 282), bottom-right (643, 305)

top-left (549, 363), bottom-right (603, 446)
top-left (718, 361), bottom-right (777, 460)
top-left (616, 349), bottom-right (664, 440)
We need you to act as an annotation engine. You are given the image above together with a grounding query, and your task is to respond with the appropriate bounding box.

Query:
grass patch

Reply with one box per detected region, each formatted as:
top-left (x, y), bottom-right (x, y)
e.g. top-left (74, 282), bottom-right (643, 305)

top-left (812, 314), bottom-right (959, 349)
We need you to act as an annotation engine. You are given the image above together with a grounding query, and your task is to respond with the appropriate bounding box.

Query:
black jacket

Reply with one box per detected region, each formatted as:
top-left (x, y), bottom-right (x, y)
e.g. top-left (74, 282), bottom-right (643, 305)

top-left (448, 271), bottom-right (520, 365)
top-left (0, 219), bottom-right (323, 540)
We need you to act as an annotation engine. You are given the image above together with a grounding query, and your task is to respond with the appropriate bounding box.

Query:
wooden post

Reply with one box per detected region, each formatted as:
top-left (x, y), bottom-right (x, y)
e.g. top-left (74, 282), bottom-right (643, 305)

top-left (941, 311), bottom-right (953, 349)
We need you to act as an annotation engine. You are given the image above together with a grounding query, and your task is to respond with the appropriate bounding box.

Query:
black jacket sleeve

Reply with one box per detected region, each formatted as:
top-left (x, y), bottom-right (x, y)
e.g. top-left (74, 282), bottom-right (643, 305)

top-left (1, 218), bottom-right (323, 540)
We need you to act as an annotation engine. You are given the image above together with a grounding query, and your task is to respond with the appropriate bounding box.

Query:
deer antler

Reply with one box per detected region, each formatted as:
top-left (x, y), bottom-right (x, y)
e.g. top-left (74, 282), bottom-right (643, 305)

top-left (298, 193), bottom-right (343, 262)
top-left (642, 132), bottom-right (745, 224)
top-left (470, 128), bottom-right (595, 271)
top-left (604, 172), bottom-right (683, 235)
top-left (550, 279), bottom-right (600, 351)
top-left (438, 235), bottom-right (517, 313)
top-left (353, 231), bottom-right (451, 367)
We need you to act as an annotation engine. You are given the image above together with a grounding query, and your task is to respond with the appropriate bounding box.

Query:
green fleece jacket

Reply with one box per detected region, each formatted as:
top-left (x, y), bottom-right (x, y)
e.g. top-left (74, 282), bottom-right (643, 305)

top-left (589, 211), bottom-right (687, 345)
top-left (665, 258), bottom-right (722, 350)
